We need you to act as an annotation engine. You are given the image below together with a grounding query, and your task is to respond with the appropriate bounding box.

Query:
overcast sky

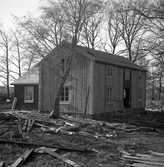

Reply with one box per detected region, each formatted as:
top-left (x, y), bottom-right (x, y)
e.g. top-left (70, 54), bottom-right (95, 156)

top-left (0, 0), bottom-right (41, 86)
top-left (0, 0), bottom-right (41, 30)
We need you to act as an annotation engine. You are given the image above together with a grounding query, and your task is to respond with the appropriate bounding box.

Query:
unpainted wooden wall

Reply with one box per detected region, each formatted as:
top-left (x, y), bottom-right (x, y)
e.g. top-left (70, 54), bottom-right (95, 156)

top-left (131, 70), bottom-right (146, 108)
top-left (15, 85), bottom-right (38, 110)
top-left (93, 63), bottom-right (124, 114)
top-left (39, 43), bottom-right (146, 115)
top-left (93, 63), bottom-right (146, 114)
top-left (39, 44), bottom-right (94, 114)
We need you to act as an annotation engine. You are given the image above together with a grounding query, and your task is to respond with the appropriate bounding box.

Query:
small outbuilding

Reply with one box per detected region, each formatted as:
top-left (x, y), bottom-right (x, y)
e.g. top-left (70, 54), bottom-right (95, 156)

top-left (11, 65), bottom-right (39, 110)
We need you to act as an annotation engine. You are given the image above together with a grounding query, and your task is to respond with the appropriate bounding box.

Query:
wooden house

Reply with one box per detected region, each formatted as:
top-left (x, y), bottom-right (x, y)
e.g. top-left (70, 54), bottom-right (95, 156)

top-left (11, 65), bottom-right (39, 110)
top-left (39, 41), bottom-right (146, 117)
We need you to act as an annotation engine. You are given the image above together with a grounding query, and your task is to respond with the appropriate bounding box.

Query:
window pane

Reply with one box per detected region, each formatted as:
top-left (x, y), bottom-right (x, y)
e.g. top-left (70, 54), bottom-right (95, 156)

top-left (61, 96), bottom-right (64, 101)
top-left (65, 96), bottom-right (69, 101)
top-left (60, 86), bottom-right (69, 102)
top-left (61, 91), bottom-right (64, 97)
top-left (107, 87), bottom-right (113, 103)
top-left (24, 86), bottom-right (34, 103)
top-left (110, 88), bottom-right (112, 101)
top-left (61, 59), bottom-right (65, 73)
top-left (107, 88), bottom-right (109, 102)
top-left (107, 66), bottom-right (112, 77)
top-left (65, 87), bottom-right (69, 92)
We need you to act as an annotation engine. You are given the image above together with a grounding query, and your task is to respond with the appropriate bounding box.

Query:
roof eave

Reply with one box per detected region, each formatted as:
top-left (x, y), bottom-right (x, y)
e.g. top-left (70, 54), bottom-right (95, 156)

top-left (11, 83), bottom-right (39, 85)
top-left (95, 60), bottom-right (147, 72)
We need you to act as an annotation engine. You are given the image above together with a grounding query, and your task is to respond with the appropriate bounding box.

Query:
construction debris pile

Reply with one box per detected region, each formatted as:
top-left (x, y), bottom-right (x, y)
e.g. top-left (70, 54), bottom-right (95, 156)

top-left (123, 151), bottom-right (164, 167)
top-left (0, 110), bottom-right (164, 167)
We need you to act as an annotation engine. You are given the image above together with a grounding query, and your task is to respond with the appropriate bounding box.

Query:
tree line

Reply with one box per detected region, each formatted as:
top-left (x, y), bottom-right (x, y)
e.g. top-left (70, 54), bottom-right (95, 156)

top-left (0, 0), bottom-right (164, 101)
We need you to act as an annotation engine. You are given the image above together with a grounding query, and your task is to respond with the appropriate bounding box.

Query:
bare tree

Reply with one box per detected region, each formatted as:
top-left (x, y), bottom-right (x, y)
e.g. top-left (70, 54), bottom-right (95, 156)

top-left (103, 2), bottom-right (123, 54)
top-left (10, 29), bottom-right (24, 77)
top-left (110, 0), bottom-right (150, 62)
top-left (12, 0), bottom-right (109, 118)
top-left (0, 29), bottom-right (11, 99)
top-left (49, 0), bottom-right (105, 118)
top-left (80, 6), bottom-right (104, 49)
top-left (129, 0), bottom-right (164, 101)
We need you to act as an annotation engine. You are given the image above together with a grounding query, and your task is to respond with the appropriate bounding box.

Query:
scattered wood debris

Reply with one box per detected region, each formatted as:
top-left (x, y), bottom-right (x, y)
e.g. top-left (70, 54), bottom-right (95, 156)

top-left (43, 147), bottom-right (80, 167)
top-left (0, 110), bottom-right (164, 166)
top-left (23, 118), bottom-right (35, 135)
top-left (34, 147), bottom-right (58, 154)
top-left (2, 146), bottom-right (81, 167)
top-left (10, 148), bottom-right (34, 167)
top-left (0, 138), bottom-right (93, 152)
top-left (123, 152), bottom-right (164, 167)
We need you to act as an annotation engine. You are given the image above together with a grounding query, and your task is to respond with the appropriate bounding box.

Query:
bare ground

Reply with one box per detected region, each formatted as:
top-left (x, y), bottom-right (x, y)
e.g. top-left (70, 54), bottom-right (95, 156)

top-left (0, 110), bottom-right (164, 167)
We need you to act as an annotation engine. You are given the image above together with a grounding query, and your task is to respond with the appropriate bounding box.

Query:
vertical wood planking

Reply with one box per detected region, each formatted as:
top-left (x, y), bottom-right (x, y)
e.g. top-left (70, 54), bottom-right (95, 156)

top-left (39, 42), bottom-right (146, 114)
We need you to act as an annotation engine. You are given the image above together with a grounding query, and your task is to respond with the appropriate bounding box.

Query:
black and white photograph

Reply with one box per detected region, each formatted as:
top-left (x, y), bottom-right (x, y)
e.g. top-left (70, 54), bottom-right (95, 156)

top-left (0, 0), bottom-right (164, 166)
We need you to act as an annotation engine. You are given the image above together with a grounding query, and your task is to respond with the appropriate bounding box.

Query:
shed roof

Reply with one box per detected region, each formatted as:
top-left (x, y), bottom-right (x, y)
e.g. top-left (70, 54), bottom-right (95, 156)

top-left (11, 65), bottom-right (39, 85)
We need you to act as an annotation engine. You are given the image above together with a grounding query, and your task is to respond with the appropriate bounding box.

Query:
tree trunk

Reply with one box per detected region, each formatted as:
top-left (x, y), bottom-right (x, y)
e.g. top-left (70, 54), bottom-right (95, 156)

top-left (50, 51), bottom-right (73, 119)
top-left (6, 44), bottom-right (10, 99)
top-left (50, 96), bottom-right (60, 118)
top-left (50, 79), bottom-right (66, 119)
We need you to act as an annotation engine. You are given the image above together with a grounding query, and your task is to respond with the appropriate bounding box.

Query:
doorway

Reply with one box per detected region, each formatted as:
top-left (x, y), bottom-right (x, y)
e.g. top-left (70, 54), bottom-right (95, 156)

top-left (123, 88), bottom-right (131, 108)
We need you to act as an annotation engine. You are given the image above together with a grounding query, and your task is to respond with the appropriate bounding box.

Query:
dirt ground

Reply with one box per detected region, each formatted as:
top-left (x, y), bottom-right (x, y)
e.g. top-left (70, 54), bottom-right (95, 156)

top-left (0, 109), bottom-right (164, 167)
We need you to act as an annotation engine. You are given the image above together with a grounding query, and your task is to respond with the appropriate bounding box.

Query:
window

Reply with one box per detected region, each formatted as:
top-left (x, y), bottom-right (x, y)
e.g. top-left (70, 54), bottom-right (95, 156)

top-left (139, 72), bottom-right (144, 80)
top-left (107, 87), bottom-right (113, 103)
top-left (24, 86), bottom-right (34, 103)
top-left (107, 66), bottom-right (113, 77)
top-left (124, 69), bottom-right (130, 80)
top-left (61, 58), bottom-right (67, 74)
top-left (139, 73), bottom-right (143, 80)
top-left (60, 86), bottom-right (70, 103)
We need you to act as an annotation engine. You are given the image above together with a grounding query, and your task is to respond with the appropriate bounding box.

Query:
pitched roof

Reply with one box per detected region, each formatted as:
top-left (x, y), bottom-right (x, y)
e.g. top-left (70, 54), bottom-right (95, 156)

top-left (11, 64), bottom-right (39, 85)
top-left (74, 44), bottom-right (146, 71)
top-left (11, 41), bottom-right (146, 85)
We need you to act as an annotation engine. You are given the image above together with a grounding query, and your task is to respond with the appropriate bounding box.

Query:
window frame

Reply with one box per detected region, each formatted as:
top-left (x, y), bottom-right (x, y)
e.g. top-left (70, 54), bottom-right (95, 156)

top-left (60, 85), bottom-right (70, 104)
top-left (61, 58), bottom-right (67, 74)
top-left (107, 66), bottom-right (113, 78)
top-left (24, 86), bottom-right (34, 103)
top-left (124, 69), bottom-right (130, 80)
top-left (107, 87), bottom-right (113, 103)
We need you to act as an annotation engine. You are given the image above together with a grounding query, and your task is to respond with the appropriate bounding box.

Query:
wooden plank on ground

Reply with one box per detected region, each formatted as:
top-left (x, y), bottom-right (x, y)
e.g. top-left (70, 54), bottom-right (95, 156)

top-left (126, 162), bottom-right (159, 167)
top-left (0, 138), bottom-right (93, 152)
top-left (43, 147), bottom-right (80, 167)
top-left (18, 118), bottom-right (22, 134)
top-left (34, 122), bottom-right (50, 128)
top-left (11, 97), bottom-right (17, 110)
top-left (136, 153), bottom-right (152, 158)
top-left (22, 119), bottom-right (28, 134)
top-left (10, 148), bottom-right (34, 167)
top-left (34, 147), bottom-right (58, 154)
top-left (123, 155), bottom-right (164, 163)
top-left (123, 155), bottom-right (164, 166)
top-left (151, 151), bottom-right (164, 157)
top-left (26, 119), bottom-right (35, 134)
